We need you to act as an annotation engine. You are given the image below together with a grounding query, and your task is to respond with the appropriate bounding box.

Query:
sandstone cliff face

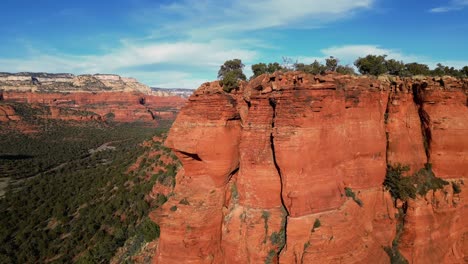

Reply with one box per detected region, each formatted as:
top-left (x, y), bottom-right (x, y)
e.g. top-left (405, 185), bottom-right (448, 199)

top-left (155, 72), bottom-right (468, 263)
top-left (1, 91), bottom-right (185, 123)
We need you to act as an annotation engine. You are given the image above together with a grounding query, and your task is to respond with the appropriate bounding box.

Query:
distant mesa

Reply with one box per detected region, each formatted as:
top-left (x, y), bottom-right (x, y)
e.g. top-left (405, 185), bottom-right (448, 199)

top-left (0, 72), bottom-right (152, 94)
top-left (151, 87), bottom-right (194, 98)
top-left (0, 72), bottom-right (189, 130)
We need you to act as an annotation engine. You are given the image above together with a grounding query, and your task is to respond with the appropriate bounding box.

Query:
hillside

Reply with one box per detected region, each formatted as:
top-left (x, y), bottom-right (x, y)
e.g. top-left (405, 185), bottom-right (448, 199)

top-left (0, 120), bottom-right (180, 263)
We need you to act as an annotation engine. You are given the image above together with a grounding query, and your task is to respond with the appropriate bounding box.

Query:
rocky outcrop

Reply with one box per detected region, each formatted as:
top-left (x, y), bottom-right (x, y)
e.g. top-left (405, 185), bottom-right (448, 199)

top-left (0, 72), bottom-right (151, 94)
top-left (0, 105), bottom-right (20, 122)
top-left (155, 72), bottom-right (468, 263)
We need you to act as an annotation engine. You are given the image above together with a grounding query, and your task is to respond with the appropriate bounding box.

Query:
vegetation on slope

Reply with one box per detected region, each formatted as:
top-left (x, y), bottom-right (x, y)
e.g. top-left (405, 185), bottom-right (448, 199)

top-left (0, 119), bottom-right (179, 263)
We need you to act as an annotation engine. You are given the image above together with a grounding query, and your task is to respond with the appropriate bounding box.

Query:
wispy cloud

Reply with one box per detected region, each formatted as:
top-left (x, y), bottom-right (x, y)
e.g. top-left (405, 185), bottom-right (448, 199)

top-left (144, 0), bottom-right (373, 39)
top-left (296, 44), bottom-right (468, 69)
top-left (0, 39), bottom-right (257, 88)
top-left (0, 0), bottom-right (375, 88)
top-left (429, 0), bottom-right (468, 13)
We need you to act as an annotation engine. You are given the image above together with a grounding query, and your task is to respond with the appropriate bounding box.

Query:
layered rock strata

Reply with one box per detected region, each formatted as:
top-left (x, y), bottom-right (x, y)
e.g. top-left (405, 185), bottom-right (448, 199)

top-left (0, 73), bottom-right (189, 124)
top-left (1, 91), bottom-right (185, 123)
top-left (155, 72), bottom-right (468, 263)
top-left (0, 72), bottom-right (151, 93)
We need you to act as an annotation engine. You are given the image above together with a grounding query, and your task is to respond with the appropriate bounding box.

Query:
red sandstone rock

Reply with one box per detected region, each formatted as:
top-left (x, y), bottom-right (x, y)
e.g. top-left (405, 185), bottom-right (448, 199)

top-left (155, 72), bottom-right (468, 264)
top-left (1, 91), bottom-right (186, 124)
top-left (0, 104), bottom-right (20, 121)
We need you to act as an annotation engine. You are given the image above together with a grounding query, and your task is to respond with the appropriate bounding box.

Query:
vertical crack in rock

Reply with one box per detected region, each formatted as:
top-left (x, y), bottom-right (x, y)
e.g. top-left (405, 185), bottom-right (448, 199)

top-left (412, 83), bottom-right (431, 163)
top-left (268, 97), bottom-right (289, 257)
top-left (385, 89), bottom-right (392, 165)
top-left (384, 87), bottom-right (409, 263)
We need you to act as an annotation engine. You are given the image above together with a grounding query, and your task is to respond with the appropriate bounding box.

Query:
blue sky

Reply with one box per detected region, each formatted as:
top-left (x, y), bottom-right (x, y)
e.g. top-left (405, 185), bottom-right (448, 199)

top-left (0, 0), bottom-right (467, 88)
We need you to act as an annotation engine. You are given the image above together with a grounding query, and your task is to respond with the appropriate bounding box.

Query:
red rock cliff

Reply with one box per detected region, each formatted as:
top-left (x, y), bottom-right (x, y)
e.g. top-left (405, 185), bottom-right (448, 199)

top-left (155, 72), bottom-right (468, 264)
top-left (0, 91), bottom-right (186, 123)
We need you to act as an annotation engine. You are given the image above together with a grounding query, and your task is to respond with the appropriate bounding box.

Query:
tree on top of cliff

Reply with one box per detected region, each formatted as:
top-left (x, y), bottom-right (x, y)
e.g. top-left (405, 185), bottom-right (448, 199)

top-left (294, 60), bottom-right (327, 74)
top-left (325, 56), bottom-right (338, 71)
top-left (251, 62), bottom-right (284, 78)
top-left (404, 62), bottom-right (430, 76)
top-left (462, 66), bottom-right (468, 77)
top-left (385, 59), bottom-right (405, 76)
top-left (218, 59), bottom-right (246, 93)
top-left (354, 55), bottom-right (388, 75)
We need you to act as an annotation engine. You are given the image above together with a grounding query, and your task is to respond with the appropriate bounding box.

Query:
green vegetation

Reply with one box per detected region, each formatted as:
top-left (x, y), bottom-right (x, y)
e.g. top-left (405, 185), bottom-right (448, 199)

top-left (384, 219), bottom-right (409, 264)
top-left (0, 122), bottom-right (159, 180)
top-left (313, 218), bottom-right (321, 230)
top-left (383, 163), bottom-right (450, 263)
top-left (219, 55), bottom-right (468, 80)
top-left (251, 62), bottom-right (283, 77)
top-left (0, 120), bottom-right (179, 263)
top-left (293, 57), bottom-right (356, 75)
top-left (231, 182), bottom-right (239, 200)
top-left (265, 249), bottom-right (276, 264)
top-left (218, 59), bottom-right (247, 93)
top-left (344, 187), bottom-right (363, 207)
top-left (354, 54), bottom-right (468, 77)
top-left (384, 163), bottom-right (449, 202)
top-left (261, 210), bottom-right (271, 244)
top-left (354, 55), bottom-right (388, 76)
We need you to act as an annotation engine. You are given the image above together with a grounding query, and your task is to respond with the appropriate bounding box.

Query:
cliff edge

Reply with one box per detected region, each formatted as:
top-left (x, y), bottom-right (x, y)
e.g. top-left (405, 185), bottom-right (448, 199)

top-left (155, 72), bottom-right (467, 263)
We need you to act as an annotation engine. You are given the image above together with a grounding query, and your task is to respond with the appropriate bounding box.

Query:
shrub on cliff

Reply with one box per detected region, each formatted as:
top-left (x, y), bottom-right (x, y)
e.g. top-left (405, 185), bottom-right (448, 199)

top-left (336, 65), bottom-right (356, 75)
top-left (294, 60), bottom-right (327, 74)
top-left (218, 59), bottom-right (246, 93)
top-left (461, 66), bottom-right (468, 77)
top-left (325, 56), bottom-right (338, 71)
top-left (404, 62), bottom-right (430, 76)
top-left (386, 59), bottom-right (405, 76)
top-left (384, 163), bottom-right (449, 202)
top-left (251, 62), bottom-right (284, 78)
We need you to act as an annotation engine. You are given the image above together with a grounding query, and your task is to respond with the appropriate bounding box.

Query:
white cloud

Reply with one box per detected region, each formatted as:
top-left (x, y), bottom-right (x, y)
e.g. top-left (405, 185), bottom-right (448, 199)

top-left (0, 0), bottom-right (376, 88)
top-left (0, 40), bottom-right (257, 88)
top-left (430, 0), bottom-right (468, 12)
top-left (144, 0), bottom-right (374, 39)
top-left (124, 71), bottom-right (210, 88)
top-left (295, 44), bottom-right (468, 69)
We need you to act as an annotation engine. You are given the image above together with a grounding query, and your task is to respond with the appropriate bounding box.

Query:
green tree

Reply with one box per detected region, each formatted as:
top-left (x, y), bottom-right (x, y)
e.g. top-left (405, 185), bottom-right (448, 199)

top-left (218, 59), bottom-right (246, 93)
top-left (251, 63), bottom-right (268, 78)
top-left (431, 63), bottom-right (446, 76)
top-left (336, 65), bottom-right (356, 75)
top-left (354, 55), bottom-right (388, 75)
top-left (251, 62), bottom-right (284, 78)
top-left (294, 60), bottom-right (326, 74)
top-left (325, 56), bottom-right (338, 71)
top-left (267, 62), bottom-right (283, 73)
top-left (461, 66), bottom-right (468, 77)
top-left (386, 59), bottom-right (405, 76)
top-left (404, 62), bottom-right (430, 76)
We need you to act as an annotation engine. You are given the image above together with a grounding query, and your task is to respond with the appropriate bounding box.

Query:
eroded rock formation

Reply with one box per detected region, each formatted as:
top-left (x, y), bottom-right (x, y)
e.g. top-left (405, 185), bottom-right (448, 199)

top-left (0, 73), bottom-right (189, 126)
top-left (154, 72), bottom-right (467, 263)
top-left (0, 72), bottom-right (151, 93)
